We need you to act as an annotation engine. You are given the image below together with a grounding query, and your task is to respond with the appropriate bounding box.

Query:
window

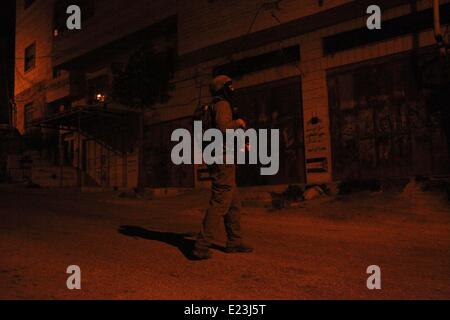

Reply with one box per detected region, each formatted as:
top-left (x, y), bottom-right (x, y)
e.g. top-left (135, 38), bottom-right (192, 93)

top-left (24, 102), bottom-right (34, 127)
top-left (24, 43), bottom-right (36, 72)
top-left (24, 0), bottom-right (35, 10)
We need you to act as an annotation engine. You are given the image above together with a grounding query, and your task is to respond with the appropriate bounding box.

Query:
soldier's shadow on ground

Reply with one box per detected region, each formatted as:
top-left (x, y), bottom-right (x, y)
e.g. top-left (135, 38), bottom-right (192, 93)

top-left (118, 225), bottom-right (226, 261)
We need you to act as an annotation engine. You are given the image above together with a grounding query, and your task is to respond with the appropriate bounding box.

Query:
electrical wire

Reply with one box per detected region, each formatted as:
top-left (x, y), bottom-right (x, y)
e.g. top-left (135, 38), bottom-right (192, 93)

top-left (247, 3), bottom-right (266, 35)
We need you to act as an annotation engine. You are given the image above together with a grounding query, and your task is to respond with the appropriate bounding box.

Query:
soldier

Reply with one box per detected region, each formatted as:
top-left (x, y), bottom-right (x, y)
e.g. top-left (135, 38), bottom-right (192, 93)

top-left (192, 75), bottom-right (253, 260)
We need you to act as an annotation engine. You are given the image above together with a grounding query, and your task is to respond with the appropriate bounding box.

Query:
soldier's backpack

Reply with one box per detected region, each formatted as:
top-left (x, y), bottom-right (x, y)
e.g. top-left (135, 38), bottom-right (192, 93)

top-left (193, 103), bottom-right (214, 131)
top-left (193, 101), bottom-right (216, 130)
top-left (193, 100), bottom-right (220, 156)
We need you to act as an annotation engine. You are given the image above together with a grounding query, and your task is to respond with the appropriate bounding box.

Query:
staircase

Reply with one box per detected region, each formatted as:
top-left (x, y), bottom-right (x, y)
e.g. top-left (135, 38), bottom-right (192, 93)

top-left (31, 165), bottom-right (79, 188)
top-left (23, 151), bottom-right (78, 188)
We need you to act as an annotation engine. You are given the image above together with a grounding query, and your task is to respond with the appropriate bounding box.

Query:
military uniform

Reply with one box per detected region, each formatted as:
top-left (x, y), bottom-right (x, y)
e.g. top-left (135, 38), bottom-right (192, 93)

top-left (193, 76), bottom-right (253, 259)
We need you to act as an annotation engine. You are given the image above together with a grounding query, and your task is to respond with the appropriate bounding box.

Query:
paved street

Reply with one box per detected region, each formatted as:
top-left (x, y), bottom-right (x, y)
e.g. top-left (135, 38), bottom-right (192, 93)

top-left (0, 185), bottom-right (449, 299)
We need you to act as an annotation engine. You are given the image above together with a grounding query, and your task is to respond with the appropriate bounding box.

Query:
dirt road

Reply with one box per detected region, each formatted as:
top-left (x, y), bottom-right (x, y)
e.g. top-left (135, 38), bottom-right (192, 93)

top-left (1, 185), bottom-right (449, 299)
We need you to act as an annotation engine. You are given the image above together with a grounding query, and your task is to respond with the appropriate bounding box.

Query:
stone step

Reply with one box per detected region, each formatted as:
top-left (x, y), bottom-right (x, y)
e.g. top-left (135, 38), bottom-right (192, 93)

top-left (30, 166), bottom-right (78, 188)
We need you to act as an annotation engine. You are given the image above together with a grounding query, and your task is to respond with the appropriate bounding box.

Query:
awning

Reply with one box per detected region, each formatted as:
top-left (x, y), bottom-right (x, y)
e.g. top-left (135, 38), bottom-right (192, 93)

top-left (29, 105), bottom-right (138, 154)
top-left (29, 105), bottom-right (136, 131)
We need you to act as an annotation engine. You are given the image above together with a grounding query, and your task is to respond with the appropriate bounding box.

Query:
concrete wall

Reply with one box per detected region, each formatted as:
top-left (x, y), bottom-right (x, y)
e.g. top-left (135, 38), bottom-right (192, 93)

top-left (15, 0), bottom-right (54, 96)
top-left (177, 0), bottom-right (353, 55)
top-left (14, 0), bottom-right (449, 187)
top-left (295, 0), bottom-right (448, 183)
top-left (157, 0), bottom-right (448, 184)
top-left (14, 0), bottom-right (55, 133)
top-left (52, 0), bottom-right (176, 66)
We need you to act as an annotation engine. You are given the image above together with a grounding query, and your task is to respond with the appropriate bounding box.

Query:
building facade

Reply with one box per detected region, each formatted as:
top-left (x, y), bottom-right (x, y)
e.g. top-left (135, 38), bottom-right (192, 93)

top-left (14, 0), bottom-right (450, 189)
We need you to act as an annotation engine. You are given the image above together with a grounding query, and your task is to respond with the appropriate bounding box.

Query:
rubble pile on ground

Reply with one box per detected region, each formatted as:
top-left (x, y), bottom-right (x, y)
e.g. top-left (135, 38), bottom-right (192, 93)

top-left (270, 184), bottom-right (329, 210)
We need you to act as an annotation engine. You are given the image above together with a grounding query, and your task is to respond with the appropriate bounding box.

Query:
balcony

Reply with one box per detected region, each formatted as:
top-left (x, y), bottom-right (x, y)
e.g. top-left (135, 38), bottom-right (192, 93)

top-left (45, 72), bottom-right (85, 104)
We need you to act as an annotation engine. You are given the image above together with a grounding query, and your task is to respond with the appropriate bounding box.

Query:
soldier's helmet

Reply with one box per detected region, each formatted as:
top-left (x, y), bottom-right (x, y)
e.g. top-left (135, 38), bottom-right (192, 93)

top-left (210, 75), bottom-right (233, 96)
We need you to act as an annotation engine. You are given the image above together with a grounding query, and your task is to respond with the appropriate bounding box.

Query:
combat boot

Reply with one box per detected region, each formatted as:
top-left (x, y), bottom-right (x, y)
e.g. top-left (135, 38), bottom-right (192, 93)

top-left (192, 247), bottom-right (212, 260)
top-left (192, 237), bottom-right (212, 260)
